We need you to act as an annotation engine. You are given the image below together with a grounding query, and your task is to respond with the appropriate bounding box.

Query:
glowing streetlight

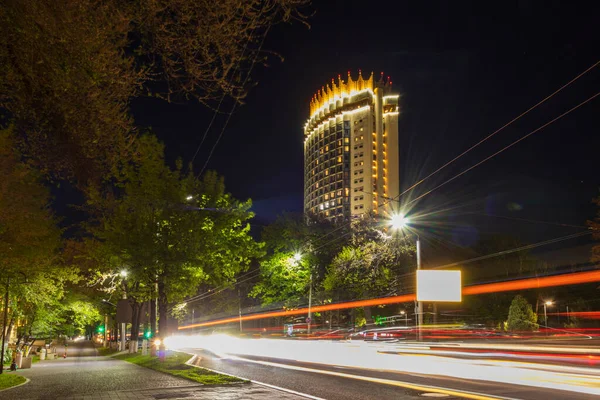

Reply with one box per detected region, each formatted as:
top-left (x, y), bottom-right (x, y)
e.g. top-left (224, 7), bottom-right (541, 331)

top-left (543, 300), bottom-right (554, 330)
top-left (293, 252), bottom-right (302, 262)
top-left (390, 213), bottom-right (409, 230)
top-left (120, 270), bottom-right (128, 278)
top-left (400, 310), bottom-right (408, 326)
top-left (186, 195), bottom-right (193, 201)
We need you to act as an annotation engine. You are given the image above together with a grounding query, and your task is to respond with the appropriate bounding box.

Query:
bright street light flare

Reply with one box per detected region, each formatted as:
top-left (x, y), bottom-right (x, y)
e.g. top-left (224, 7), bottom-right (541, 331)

top-left (390, 213), bottom-right (409, 230)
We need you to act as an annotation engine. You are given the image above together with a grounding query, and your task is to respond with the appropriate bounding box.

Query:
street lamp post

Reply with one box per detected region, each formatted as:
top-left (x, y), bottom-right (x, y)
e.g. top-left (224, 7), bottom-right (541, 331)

top-left (0, 277), bottom-right (10, 375)
top-left (544, 300), bottom-right (553, 331)
top-left (390, 214), bottom-right (422, 341)
top-left (120, 270), bottom-right (128, 352)
top-left (308, 273), bottom-right (313, 335)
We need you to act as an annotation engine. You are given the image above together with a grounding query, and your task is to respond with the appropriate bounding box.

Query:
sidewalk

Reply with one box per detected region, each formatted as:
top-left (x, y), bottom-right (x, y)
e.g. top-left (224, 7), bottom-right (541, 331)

top-left (2, 340), bottom-right (308, 399)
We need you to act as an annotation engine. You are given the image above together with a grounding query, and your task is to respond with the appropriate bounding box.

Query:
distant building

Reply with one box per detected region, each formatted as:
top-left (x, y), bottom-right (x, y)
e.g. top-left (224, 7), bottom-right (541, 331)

top-left (303, 71), bottom-right (399, 222)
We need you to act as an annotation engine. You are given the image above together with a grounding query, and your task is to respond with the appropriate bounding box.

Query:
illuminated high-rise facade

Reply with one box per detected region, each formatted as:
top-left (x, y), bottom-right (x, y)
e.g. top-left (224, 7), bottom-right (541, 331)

top-left (303, 71), bottom-right (399, 222)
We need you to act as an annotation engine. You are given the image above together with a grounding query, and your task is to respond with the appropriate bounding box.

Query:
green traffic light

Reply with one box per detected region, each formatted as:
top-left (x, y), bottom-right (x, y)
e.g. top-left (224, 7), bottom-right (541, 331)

top-left (97, 326), bottom-right (104, 333)
top-left (144, 331), bottom-right (151, 338)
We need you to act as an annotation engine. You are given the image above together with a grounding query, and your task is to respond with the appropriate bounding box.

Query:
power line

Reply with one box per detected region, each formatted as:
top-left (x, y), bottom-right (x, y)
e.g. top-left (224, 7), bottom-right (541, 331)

top-left (394, 59), bottom-right (600, 202)
top-left (431, 230), bottom-right (593, 270)
top-left (197, 24), bottom-right (272, 178)
top-left (387, 230), bottom-right (594, 284)
top-left (189, 4), bottom-right (261, 166)
top-left (470, 213), bottom-right (588, 229)
top-left (178, 268), bottom-right (261, 307)
top-left (405, 91), bottom-right (600, 207)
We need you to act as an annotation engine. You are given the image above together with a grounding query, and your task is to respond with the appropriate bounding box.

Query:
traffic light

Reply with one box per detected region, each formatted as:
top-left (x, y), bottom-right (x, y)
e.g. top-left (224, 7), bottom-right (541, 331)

top-left (144, 330), bottom-right (151, 339)
top-left (97, 326), bottom-right (105, 333)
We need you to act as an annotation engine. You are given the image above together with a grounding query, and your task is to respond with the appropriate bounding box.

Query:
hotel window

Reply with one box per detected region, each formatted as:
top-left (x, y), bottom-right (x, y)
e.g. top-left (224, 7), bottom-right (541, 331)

top-left (345, 146), bottom-right (349, 152)
top-left (337, 190), bottom-right (342, 196)
top-left (344, 137), bottom-right (349, 143)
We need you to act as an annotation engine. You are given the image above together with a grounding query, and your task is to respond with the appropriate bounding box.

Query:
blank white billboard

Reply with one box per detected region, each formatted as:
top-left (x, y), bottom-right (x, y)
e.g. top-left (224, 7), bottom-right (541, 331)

top-left (417, 270), bottom-right (461, 302)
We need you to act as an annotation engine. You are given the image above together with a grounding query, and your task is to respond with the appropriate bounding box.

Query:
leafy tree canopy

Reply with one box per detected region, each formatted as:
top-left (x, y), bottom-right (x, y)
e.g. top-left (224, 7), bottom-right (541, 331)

top-left (506, 295), bottom-right (537, 332)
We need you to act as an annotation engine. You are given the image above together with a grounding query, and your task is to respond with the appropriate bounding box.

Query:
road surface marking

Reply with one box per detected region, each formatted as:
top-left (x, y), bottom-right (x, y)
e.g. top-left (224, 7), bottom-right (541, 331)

top-left (183, 352), bottom-right (325, 400)
top-left (227, 355), bottom-right (518, 400)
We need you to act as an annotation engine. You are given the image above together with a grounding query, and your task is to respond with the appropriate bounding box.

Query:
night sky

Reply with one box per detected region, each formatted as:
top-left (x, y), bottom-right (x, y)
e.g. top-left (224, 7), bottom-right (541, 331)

top-left (131, 1), bottom-right (600, 263)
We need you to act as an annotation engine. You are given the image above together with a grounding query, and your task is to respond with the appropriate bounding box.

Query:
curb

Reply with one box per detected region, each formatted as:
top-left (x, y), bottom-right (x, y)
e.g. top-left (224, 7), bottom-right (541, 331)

top-left (183, 352), bottom-right (324, 399)
top-left (0, 376), bottom-right (30, 393)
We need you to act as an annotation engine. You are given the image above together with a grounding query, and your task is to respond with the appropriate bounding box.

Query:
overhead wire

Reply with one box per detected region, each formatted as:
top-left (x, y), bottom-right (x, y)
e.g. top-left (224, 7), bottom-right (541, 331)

top-left (189, 4), bottom-right (261, 166)
top-left (197, 24), bottom-right (272, 178)
top-left (393, 59), bottom-right (600, 201)
top-left (405, 91), bottom-right (600, 207)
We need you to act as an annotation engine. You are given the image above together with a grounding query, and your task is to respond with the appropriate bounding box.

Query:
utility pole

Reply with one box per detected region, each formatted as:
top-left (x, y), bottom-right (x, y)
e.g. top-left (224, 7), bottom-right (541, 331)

top-left (120, 271), bottom-right (128, 353)
top-left (0, 277), bottom-right (10, 374)
top-left (416, 237), bottom-right (423, 341)
top-left (238, 289), bottom-right (242, 333)
top-left (104, 314), bottom-right (108, 347)
top-left (307, 273), bottom-right (313, 335)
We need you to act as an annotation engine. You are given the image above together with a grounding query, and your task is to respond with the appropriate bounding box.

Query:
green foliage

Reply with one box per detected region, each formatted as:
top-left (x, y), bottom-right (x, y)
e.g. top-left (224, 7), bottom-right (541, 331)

top-left (250, 251), bottom-right (312, 306)
top-left (114, 351), bottom-right (245, 385)
top-left (323, 228), bottom-right (415, 301)
top-left (90, 134), bottom-right (262, 336)
top-left (0, 374), bottom-right (26, 390)
top-left (506, 295), bottom-right (537, 332)
top-left (0, 0), bottom-right (309, 186)
top-left (250, 213), bottom-right (338, 306)
top-left (0, 128), bottom-right (62, 277)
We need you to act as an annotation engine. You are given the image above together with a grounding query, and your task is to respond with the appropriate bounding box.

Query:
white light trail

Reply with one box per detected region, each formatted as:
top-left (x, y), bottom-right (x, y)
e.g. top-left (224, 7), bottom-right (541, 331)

top-left (165, 335), bottom-right (600, 396)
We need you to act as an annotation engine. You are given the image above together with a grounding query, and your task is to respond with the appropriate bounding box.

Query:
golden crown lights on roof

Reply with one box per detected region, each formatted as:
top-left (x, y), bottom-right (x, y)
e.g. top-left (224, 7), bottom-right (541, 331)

top-left (307, 70), bottom-right (393, 124)
top-left (309, 70), bottom-right (374, 117)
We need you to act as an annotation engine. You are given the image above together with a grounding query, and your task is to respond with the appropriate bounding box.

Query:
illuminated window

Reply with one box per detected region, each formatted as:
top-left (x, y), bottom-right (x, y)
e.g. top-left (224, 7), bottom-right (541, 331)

top-left (345, 188), bottom-right (349, 196)
top-left (337, 156), bottom-right (342, 163)
top-left (324, 194), bottom-right (329, 200)
top-left (319, 204), bottom-right (324, 210)
top-left (360, 127), bottom-right (364, 131)
top-left (325, 170), bottom-right (329, 176)
top-left (345, 146), bottom-right (349, 152)
top-left (344, 138), bottom-right (349, 143)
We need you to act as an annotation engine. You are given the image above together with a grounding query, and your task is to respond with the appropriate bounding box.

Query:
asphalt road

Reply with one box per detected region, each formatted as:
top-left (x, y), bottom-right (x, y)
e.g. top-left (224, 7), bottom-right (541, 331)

top-left (183, 343), bottom-right (599, 400)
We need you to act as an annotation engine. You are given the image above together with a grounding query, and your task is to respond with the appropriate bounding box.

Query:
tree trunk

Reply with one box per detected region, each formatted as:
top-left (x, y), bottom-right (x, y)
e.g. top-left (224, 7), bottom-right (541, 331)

top-left (363, 306), bottom-right (372, 324)
top-left (5, 316), bottom-right (14, 346)
top-left (129, 302), bottom-right (141, 353)
top-left (158, 277), bottom-right (168, 340)
top-left (151, 297), bottom-right (157, 341)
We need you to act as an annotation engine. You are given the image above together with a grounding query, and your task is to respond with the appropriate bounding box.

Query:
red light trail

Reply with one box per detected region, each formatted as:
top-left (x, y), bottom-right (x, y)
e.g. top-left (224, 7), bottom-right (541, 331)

top-left (180, 270), bottom-right (600, 330)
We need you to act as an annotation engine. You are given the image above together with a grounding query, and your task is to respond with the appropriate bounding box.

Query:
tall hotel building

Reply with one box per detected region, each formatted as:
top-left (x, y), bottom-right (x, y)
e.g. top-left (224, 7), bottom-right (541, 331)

top-left (303, 71), bottom-right (399, 221)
